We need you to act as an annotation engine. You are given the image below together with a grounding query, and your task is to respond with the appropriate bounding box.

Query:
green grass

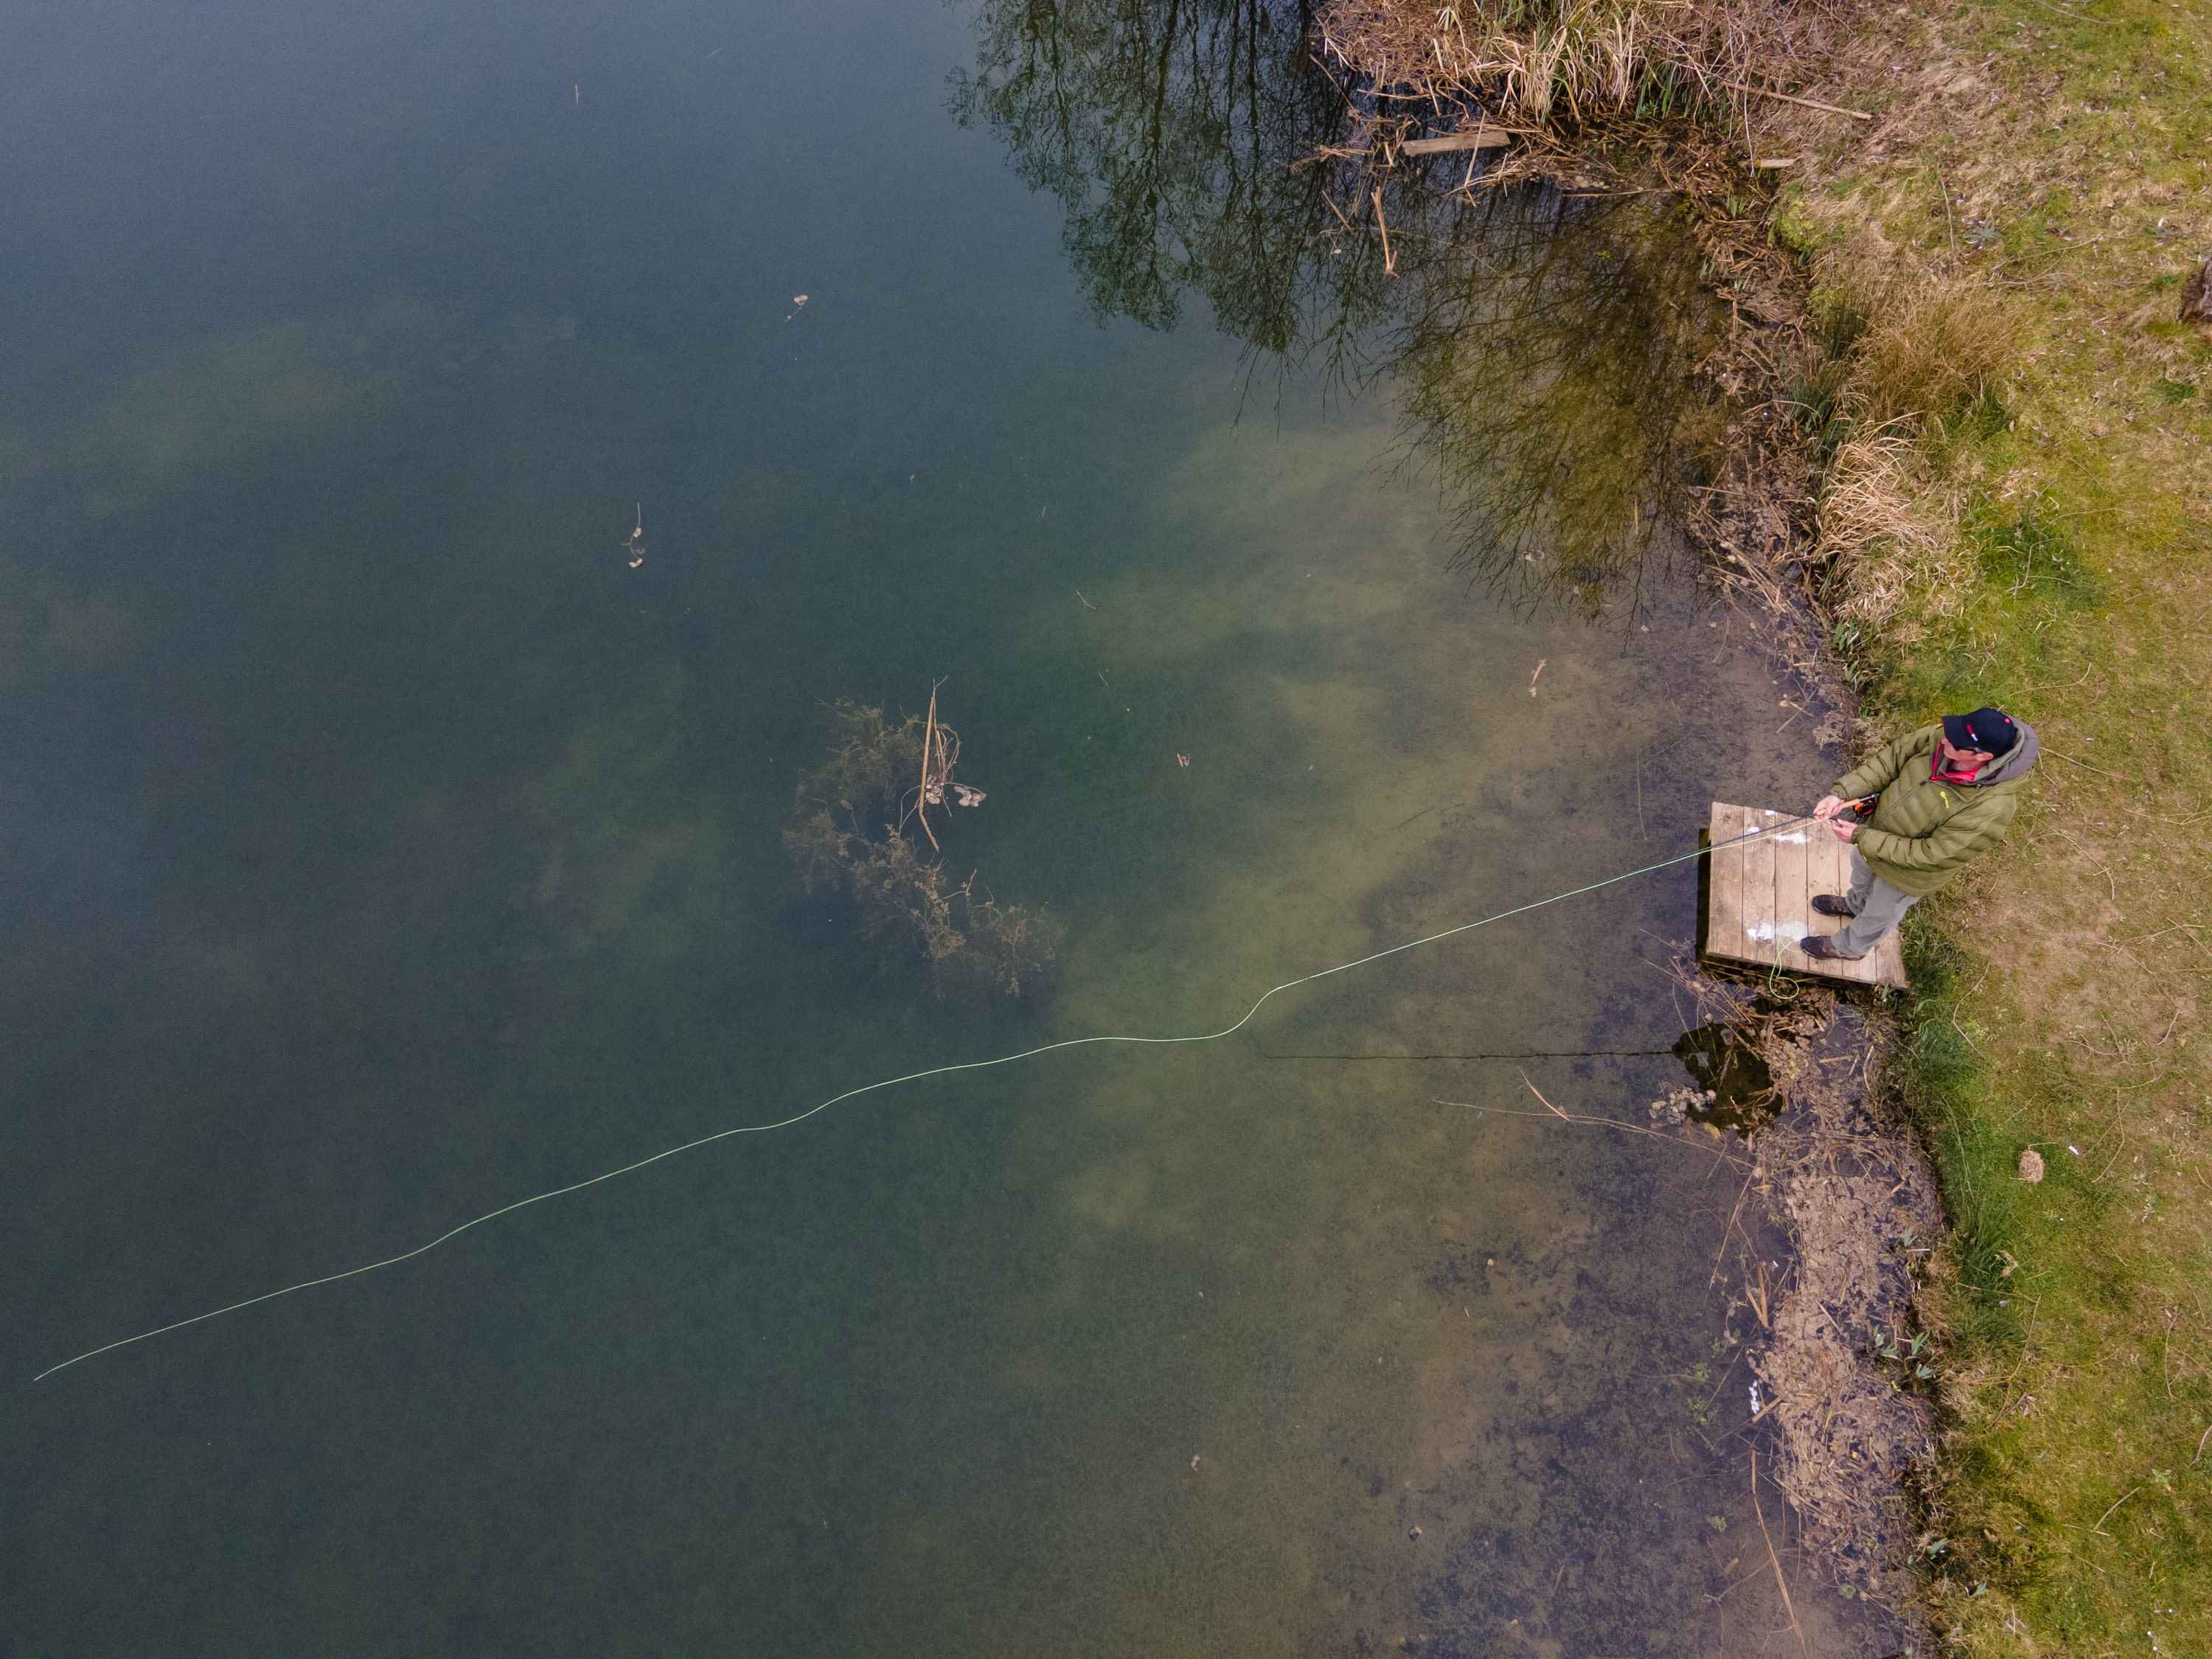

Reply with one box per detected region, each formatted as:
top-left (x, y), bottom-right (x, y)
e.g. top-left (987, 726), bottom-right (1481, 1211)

top-left (1770, 0), bottom-right (2212, 1649)
top-left (1966, 495), bottom-right (2101, 606)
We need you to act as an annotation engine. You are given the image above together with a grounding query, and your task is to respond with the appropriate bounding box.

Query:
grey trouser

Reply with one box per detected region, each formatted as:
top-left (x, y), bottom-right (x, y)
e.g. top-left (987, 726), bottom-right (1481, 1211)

top-left (1832, 849), bottom-right (1919, 958)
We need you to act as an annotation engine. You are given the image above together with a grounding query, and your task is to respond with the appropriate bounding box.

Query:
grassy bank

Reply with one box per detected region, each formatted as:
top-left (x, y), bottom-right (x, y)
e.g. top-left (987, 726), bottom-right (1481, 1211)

top-left (1763, 1), bottom-right (2212, 1649)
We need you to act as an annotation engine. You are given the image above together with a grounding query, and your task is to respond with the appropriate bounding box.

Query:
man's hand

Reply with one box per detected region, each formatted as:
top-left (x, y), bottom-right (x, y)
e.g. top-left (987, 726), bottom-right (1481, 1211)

top-left (1813, 794), bottom-right (1844, 821)
top-left (1827, 815), bottom-right (1859, 844)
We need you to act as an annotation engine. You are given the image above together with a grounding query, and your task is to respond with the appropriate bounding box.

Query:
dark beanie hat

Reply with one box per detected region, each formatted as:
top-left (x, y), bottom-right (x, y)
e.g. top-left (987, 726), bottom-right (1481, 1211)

top-left (1941, 707), bottom-right (2019, 756)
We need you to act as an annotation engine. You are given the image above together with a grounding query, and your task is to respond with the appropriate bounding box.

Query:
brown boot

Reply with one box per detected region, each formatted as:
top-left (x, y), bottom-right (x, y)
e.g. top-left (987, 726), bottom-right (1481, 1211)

top-left (1799, 935), bottom-right (1851, 961)
top-left (1811, 894), bottom-right (1854, 918)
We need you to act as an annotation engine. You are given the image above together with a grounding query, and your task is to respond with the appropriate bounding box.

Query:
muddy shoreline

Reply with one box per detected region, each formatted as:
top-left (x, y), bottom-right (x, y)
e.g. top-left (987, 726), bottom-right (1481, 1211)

top-left (1668, 130), bottom-right (1950, 1641)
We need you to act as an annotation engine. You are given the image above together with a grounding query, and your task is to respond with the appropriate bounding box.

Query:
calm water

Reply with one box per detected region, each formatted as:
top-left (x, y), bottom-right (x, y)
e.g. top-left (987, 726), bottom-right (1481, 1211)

top-left (4, 2), bottom-right (1900, 1653)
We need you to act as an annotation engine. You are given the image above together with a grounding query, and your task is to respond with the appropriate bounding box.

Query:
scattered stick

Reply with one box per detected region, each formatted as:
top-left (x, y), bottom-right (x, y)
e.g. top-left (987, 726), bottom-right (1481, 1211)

top-left (1528, 658), bottom-right (1546, 696)
top-left (1717, 79), bottom-right (1873, 120)
top-left (916, 681), bottom-right (942, 853)
top-left (1371, 187), bottom-right (1396, 275)
top-left (2089, 1485), bottom-right (2141, 1536)
top-left (2043, 747), bottom-right (2124, 779)
top-left (1435, 1096), bottom-right (1750, 1164)
top-left (1399, 126), bottom-right (1512, 155)
top-left (1750, 1451), bottom-right (1810, 1655)
top-left (1075, 589), bottom-right (1097, 611)
top-left (1710, 1166), bottom-right (1757, 1287)
top-left (1517, 1070), bottom-right (1569, 1119)
top-left (1746, 1259), bottom-right (1772, 1329)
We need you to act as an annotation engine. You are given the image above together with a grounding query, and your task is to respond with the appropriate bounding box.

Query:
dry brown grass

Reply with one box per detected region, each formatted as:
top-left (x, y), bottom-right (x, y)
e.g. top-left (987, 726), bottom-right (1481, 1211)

top-left (1792, 248), bottom-right (2018, 651)
top-left (1842, 274), bottom-right (2022, 431)
top-left (1315, 0), bottom-right (1848, 142)
top-left (1819, 425), bottom-right (1968, 641)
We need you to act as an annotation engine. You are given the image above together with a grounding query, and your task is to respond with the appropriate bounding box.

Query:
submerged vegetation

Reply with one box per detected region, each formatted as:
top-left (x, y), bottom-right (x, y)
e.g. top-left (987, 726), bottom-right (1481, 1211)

top-left (785, 700), bottom-right (1062, 1005)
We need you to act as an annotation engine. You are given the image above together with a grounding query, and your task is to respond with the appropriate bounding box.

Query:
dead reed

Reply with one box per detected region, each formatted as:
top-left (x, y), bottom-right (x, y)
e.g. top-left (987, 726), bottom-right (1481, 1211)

top-left (1838, 268), bottom-right (2021, 433)
top-left (1315, 0), bottom-right (1851, 153)
top-left (1819, 425), bottom-right (1967, 640)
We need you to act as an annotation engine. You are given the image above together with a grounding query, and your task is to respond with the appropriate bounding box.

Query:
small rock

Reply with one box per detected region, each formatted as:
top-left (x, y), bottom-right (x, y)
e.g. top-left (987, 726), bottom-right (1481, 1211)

top-left (2018, 1149), bottom-right (2045, 1183)
top-left (1408, 1525), bottom-right (1422, 1540)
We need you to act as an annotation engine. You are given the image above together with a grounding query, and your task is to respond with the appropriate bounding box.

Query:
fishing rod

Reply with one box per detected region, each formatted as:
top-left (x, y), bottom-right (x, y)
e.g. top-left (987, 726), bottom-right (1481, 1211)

top-left (33, 807), bottom-right (1837, 1383)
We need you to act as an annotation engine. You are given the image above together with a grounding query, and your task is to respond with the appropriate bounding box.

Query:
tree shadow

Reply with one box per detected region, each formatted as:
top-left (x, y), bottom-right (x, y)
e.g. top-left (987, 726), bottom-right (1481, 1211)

top-left (953, 0), bottom-right (1725, 619)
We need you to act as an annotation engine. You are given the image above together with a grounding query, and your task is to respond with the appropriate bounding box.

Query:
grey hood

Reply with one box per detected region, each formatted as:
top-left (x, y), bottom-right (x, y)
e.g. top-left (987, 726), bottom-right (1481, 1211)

top-left (1969, 717), bottom-right (2040, 787)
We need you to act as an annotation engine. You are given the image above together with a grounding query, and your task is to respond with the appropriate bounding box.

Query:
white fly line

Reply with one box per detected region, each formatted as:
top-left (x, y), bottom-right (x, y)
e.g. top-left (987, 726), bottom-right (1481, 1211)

top-left (35, 811), bottom-right (1822, 1383)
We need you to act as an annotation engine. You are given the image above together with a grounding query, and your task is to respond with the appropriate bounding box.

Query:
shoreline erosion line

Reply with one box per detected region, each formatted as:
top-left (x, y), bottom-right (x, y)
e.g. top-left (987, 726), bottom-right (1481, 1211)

top-left (33, 812), bottom-right (1825, 1384)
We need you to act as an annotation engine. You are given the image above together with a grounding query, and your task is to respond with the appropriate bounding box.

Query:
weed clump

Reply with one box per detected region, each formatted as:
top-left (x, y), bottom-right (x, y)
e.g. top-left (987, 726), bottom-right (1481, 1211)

top-left (1796, 247), bottom-right (2042, 666)
top-left (1818, 427), bottom-right (1966, 644)
top-left (1316, 0), bottom-right (1846, 139)
top-left (784, 700), bottom-right (1063, 1005)
top-left (1840, 272), bottom-right (2020, 433)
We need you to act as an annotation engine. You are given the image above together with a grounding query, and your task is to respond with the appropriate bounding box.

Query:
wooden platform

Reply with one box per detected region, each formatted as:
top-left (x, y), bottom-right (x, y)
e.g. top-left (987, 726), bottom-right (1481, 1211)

top-left (1703, 802), bottom-right (1908, 989)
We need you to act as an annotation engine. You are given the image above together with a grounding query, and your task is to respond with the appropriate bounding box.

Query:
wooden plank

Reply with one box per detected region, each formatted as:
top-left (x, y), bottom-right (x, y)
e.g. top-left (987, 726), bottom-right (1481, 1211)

top-left (1707, 802), bottom-right (1747, 963)
top-left (1742, 807), bottom-right (1784, 970)
top-left (1701, 802), bottom-right (1908, 989)
top-left (1399, 126), bottom-right (1512, 156)
top-left (1771, 812), bottom-right (1815, 975)
top-left (1801, 827), bottom-right (1859, 980)
top-left (1861, 895), bottom-right (1908, 987)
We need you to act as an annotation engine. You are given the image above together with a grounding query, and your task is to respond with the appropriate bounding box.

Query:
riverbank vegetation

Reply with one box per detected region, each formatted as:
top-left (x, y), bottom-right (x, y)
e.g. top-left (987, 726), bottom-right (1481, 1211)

top-left (1326, 0), bottom-right (2212, 1651)
top-left (1767, 4), bottom-right (2212, 1651)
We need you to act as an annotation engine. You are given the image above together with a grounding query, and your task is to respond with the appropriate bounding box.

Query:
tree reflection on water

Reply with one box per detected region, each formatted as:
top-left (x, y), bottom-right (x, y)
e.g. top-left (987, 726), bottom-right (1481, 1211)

top-left (953, 0), bottom-right (1723, 616)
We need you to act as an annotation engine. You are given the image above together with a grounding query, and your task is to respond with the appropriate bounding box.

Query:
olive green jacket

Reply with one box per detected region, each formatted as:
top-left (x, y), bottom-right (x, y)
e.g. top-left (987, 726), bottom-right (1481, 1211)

top-left (1832, 720), bottom-right (2040, 898)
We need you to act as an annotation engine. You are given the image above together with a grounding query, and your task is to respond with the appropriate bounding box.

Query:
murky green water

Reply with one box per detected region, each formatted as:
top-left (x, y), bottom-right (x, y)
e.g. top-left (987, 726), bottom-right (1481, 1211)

top-left (4, 2), bottom-right (1906, 1654)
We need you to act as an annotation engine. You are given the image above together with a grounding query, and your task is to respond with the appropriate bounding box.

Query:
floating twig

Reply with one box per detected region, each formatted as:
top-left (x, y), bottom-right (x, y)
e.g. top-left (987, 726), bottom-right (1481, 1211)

top-left (1436, 1096), bottom-right (1750, 1164)
top-left (1398, 125), bottom-right (1512, 155)
top-left (1517, 1070), bottom-right (1569, 1119)
top-left (1750, 1451), bottom-right (1809, 1655)
top-left (1710, 1166), bottom-right (1757, 1287)
top-left (1717, 80), bottom-right (1873, 120)
top-left (916, 681), bottom-right (942, 852)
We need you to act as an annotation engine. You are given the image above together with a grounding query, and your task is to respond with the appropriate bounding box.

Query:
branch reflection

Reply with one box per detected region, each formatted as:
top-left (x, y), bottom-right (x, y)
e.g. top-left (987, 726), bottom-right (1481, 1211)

top-left (954, 0), bottom-right (1722, 616)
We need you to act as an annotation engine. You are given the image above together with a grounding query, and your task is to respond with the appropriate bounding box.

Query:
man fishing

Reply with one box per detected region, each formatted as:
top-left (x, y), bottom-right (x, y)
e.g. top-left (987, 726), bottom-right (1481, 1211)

top-left (1798, 706), bottom-right (2039, 961)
